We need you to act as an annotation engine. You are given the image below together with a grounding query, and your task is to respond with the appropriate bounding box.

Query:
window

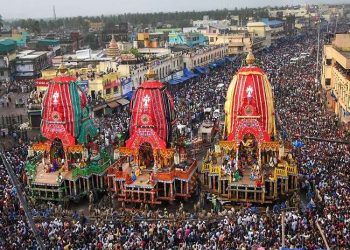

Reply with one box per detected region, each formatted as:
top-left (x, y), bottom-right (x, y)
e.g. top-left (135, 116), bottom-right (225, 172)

top-left (113, 86), bottom-right (119, 93)
top-left (210, 37), bottom-right (214, 42)
top-left (106, 88), bottom-right (111, 95)
top-left (0, 71), bottom-right (4, 76)
top-left (326, 59), bottom-right (332, 66)
top-left (325, 79), bottom-right (331, 86)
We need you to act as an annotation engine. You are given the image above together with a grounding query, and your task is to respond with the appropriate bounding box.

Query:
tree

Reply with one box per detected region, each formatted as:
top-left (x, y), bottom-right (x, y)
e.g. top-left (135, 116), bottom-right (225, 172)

top-left (129, 48), bottom-right (141, 58)
top-left (0, 14), bottom-right (3, 32)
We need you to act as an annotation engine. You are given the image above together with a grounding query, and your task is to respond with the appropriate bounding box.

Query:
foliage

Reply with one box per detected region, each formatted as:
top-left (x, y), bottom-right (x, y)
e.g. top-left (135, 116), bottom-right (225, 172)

top-left (0, 14), bottom-right (3, 31)
top-left (8, 8), bottom-right (269, 33)
top-left (129, 48), bottom-right (141, 58)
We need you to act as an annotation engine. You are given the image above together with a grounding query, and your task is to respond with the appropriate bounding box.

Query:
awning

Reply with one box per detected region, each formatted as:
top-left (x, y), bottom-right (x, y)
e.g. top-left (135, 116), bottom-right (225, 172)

top-left (194, 66), bottom-right (209, 74)
top-left (183, 68), bottom-right (198, 78)
top-left (124, 91), bottom-right (134, 101)
top-left (225, 56), bottom-right (237, 62)
top-left (117, 98), bottom-right (130, 106)
top-left (107, 101), bottom-right (120, 109)
top-left (92, 104), bottom-right (107, 112)
top-left (168, 77), bottom-right (187, 85)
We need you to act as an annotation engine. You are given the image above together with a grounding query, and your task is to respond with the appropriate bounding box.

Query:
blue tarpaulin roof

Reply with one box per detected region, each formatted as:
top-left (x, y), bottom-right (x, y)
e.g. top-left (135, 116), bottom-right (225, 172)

top-left (261, 18), bottom-right (284, 28)
top-left (168, 75), bottom-right (195, 85)
top-left (194, 66), bottom-right (209, 74)
top-left (124, 91), bottom-right (134, 101)
top-left (209, 58), bottom-right (225, 68)
top-left (183, 67), bottom-right (198, 78)
top-left (169, 68), bottom-right (199, 85)
top-left (225, 56), bottom-right (237, 62)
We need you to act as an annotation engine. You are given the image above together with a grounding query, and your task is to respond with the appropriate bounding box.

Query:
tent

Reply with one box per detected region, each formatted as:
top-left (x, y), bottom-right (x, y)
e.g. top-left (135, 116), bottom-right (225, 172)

top-left (183, 67), bottom-right (198, 78)
top-left (194, 66), bottom-right (209, 74)
top-left (124, 91), bottom-right (134, 101)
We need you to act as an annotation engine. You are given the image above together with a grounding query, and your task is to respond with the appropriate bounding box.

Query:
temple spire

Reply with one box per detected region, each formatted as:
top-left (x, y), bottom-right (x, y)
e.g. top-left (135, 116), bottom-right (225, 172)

top-left (246, 40), bottom-right (255, 66)
top-left (145, 58), bottom-right (157, 80)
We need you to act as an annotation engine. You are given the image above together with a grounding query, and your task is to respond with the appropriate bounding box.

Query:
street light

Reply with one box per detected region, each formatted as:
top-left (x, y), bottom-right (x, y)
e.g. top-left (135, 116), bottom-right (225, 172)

top-left (334, 14), bottom-right (339, 34)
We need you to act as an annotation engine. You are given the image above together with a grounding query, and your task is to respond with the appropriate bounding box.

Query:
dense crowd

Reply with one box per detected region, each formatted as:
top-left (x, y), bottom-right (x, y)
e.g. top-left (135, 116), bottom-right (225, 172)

top-left (1, 23), bottom-right (350, 249)
top-left (257, 28), bottom-right (350, 249)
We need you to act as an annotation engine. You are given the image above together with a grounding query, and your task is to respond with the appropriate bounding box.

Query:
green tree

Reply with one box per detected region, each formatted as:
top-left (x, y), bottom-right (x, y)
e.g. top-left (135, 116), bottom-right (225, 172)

top-left (0, 14), bottom-right (3, 32)
top-left (129, 48), bottom-right (141, 58)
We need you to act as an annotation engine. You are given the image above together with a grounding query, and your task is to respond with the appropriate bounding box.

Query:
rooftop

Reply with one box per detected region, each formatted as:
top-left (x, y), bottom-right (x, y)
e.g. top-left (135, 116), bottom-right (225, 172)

top-left (0, 39), bottom-right (17, 53)
top-left (247, 22), bottom-right (266, 27)
top-left (339, 51), bottom-right (350, 59)
top-left (18, 51), bottom-right (48, 59)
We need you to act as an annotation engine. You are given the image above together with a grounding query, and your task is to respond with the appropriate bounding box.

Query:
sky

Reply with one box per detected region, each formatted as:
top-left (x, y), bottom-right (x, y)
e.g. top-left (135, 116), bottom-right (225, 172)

top-left (0, 0), bottom-right (347, 19)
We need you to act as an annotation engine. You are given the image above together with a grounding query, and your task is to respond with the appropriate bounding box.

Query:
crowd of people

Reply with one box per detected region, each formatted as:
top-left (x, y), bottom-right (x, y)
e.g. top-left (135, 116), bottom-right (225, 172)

top-left (1, 22), bottom-right (350, 249)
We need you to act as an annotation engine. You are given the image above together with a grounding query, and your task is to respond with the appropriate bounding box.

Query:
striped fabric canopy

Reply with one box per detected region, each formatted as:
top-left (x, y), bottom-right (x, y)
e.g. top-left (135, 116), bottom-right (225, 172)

top-left (41, 76), bottom-right (95, 146)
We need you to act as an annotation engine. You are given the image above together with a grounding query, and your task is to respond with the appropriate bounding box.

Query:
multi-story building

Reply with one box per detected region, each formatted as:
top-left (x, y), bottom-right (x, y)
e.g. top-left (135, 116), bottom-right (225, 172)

top-left (261, 18), bottom-right (285, 38)
top-left (247, 22), bottom-right (272, 49)
top-left (192, 16), bottom-right (231, 29)
top-left (15, 50), bottom-right (50, 79)
top-left (182, 45), bottom-right (227, 69)
top-left (118, 52), bottom-right (183, 87)
top-left (322, 33), bottom-right (350, 124)
top-left (268, 6), bottom-right (309, 18)
top-left (0, 39), bottom-right (17, 81)
top-left (206, 33), bottom-right (251, 55)
top-left (168, 32), bottom-right (208, 48)
top-left (136, 32), bottom-right (168, 48)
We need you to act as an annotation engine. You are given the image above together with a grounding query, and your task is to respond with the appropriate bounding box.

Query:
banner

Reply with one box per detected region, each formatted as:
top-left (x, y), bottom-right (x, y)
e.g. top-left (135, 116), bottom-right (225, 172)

top-left (121, 78), bottom-right (133, 95)
top-left (77, 80), bottom-right (89, 94)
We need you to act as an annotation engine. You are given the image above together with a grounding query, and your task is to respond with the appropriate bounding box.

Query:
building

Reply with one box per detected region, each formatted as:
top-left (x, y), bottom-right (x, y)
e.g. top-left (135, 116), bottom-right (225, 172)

top-left (114, 22), bottom-right (129, 42)
top-left (136, 32), bottom-right (168, 48)
top-left (117, 41), bottom-right (133, 52)
top-left (192, 16), bottom-right (231, 30)
top-left (247, 22), bottom-right (272, 49)
top-left (206, 33), bottom-right (251, 55)
top-left (0, 29), bottom-right (29, 47)
top-left (88, 21), bottom-right (104, 32)
top-left (16, 50), bottom-right (49, 79)
top-left (118, 51), bottom-right (183, 87)
top-left (322, 33), bottom-right (350, 124)
top-left (269, 6), bottom-right (309, 18)
top-left (284, 15), bottom-right (296, 35)
top-left (106, 35), bottom-right (121, 58)
top-left (0, 39), bottom-right (17, 81)
top-left (261, 18), bottom-right (285, 38)
top-left (182, 45), bottom-right (227, 69)
top-left (168, 32), bottom-right (208, 48)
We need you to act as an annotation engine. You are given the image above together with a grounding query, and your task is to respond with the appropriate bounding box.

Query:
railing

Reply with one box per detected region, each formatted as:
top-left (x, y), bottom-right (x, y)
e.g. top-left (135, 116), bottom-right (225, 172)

top-left (72, 159), bottom-right (111, 178)
top-left (201, 162), bottom-right (211, 173)
top-left (209, 164), bottom-right (221, 176)
top-left (174, 161), bottom-right (197, 180)
top-left (72, 150), bottom-right (111, 178)
top-left (25, 154), bottom-right (42, 179)
top-left (274, 167), bottom-right (287, 179)
top-left (155, 160), bottom-right (198, 181)
top-left (286, 164), bottom-right (297, 174)
top-left (155, 170), bottom-right (175, 182)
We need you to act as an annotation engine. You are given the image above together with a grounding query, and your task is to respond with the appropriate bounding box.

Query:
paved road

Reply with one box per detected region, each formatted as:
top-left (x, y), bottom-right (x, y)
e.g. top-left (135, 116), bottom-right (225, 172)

top-left (0, 91), bottom-right (29, 118)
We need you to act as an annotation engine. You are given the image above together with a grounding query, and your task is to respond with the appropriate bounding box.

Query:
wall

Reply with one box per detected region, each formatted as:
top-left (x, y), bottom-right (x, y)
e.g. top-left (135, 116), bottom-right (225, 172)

top-left (182, 45), bottom-right (227, 69)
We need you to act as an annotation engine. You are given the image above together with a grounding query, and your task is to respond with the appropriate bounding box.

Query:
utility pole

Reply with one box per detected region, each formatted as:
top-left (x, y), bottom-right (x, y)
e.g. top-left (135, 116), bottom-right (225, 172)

top-left (281, 211), bottom-right (286, 247)
top-left (0, 147), bottom-right (46, 250)
top-left (334, 14), bottom-right (338, 34)
top-left (53, 5), bottom-right (56, 21)
top-left (316, 221), bottom-right (330, 250)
